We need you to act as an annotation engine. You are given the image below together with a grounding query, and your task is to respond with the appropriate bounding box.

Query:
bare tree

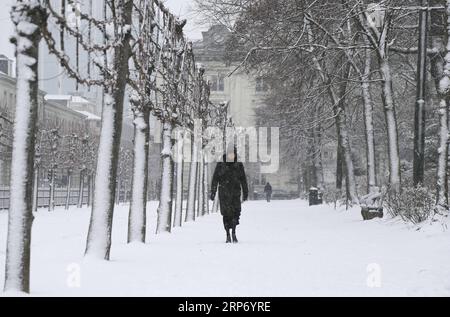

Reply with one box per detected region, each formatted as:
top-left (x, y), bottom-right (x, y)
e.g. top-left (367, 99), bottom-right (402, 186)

top-left (63, 133), bottom-right (79, 210)
top-left (40, 126), bottom-right (62, 212)
top-left (433, 0), bottom-right (450, 209)
top-left (77, 134), bottom-right (97, 208)
top-left (154, 15), bottom-right (186, 234)
top-left (38, 0), bottom-right (135, 259)
top-left (185, 129), bottom-right (199, 222)
top-left (4, 0), bottom-right (46, 294)
top-left (173, 129), bottom-right (185, 227)
top-left (84, 0), bottom-right (134, 259)
top-left (127, 0), bottom-right (155, 243)
top-left (352, 1), bottom-right (401, 193)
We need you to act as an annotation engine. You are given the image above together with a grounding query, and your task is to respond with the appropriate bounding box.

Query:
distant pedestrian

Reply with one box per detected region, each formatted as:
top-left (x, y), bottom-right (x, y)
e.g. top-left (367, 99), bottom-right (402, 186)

top-left (211, 146), bottom-right (248, 243)
top-left (264, 182), bottom-right (272, 202)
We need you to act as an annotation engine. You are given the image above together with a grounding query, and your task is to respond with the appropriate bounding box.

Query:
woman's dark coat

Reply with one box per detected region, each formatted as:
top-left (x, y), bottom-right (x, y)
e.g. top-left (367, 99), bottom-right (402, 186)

top-left (211, 155), bottom-right (248, 223)
top-left (264, 183), bottom-right (272, 194)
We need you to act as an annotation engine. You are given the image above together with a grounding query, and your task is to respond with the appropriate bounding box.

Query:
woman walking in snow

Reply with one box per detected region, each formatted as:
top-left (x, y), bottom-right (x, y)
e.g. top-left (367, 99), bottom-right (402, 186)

top-left (210, 146), bottom-right (248, 243)
top-left (264, 182), bottom-right (272, 202)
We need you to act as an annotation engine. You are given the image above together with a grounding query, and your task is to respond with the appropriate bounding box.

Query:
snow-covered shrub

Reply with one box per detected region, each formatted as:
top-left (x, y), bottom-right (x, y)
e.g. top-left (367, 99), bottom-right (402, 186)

top-left (321, 186), bottom-right (358, 209)
top-left (321, 186), bottom-right (341, 207)
top-left (384, 185), bottom-right (435, 224)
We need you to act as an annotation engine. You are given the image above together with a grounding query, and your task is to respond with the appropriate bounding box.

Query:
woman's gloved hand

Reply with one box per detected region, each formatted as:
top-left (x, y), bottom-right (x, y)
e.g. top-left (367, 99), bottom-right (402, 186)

top-left (210, 191), bottom-right (216, 201)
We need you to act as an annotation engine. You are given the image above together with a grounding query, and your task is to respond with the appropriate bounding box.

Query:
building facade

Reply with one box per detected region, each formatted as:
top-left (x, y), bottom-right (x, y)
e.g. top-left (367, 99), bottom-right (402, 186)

top-left (0, 71), bottom-right (92, 187)
top-left (0, 54), bottom-right (13, 77)
top-left (193, 25), bottom-right (296, 195)
top-left (193, 25), bottom-right (268, 128)
top-left (44, 94), bottom-right (101, 136)
top-left (38, 0), bottom-right (105, 114)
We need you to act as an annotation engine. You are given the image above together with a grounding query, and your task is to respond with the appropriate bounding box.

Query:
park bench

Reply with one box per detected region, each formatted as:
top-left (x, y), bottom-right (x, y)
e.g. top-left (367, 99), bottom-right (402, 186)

top-left (360, 190), bottom-right (384, 220)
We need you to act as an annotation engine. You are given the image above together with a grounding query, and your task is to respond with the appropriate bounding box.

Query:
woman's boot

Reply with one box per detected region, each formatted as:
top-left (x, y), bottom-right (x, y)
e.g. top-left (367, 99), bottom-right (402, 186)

top-left (232, 227), bottom-right (238, 243)
top-left (226, 229), bottom-right (232, 243)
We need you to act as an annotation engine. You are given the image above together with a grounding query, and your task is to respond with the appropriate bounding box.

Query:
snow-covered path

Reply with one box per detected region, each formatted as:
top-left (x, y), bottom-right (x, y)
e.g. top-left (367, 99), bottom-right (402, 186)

top-left (1, 200), bottom-right (450, 296)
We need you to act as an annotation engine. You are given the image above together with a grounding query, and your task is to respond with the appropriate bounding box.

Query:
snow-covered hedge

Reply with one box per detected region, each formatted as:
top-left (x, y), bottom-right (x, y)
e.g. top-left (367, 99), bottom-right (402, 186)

top-left (384, 185), bottom-right (435, 224)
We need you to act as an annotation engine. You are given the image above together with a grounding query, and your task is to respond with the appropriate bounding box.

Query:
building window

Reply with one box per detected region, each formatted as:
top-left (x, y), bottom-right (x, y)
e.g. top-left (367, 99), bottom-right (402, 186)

top-left (260, 175), bottom-right (266, 185)
top-left (256, 78), bottom-right (269, 92)
top-left (209, 74), bottom-right (225, 92)
top-left (323, 150), bottom-right (334, 160)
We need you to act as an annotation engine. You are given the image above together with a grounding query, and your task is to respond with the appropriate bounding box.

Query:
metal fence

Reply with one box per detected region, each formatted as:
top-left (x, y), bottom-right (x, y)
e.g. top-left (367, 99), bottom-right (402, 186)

top-left (0, 186), bottom-right (134, 210)
top-left (1, 188), bottom-right (130, 210)
top-left (0, 187), bottom-right (90, 210)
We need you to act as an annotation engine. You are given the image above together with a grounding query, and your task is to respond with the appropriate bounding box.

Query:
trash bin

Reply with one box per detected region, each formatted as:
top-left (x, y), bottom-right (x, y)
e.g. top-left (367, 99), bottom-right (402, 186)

top-left (309, 187), bottom-right (322, 206)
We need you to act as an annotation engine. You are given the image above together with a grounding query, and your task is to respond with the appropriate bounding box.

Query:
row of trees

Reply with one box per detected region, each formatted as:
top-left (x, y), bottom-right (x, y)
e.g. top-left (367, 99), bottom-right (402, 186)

top-left (34, 124), bottom-right (98, 211)
top-left (4, 0), bottom-right (223, 293)
top-left (195, 0), bottom-right (450, 208)
top-left (1, 107), bottom-right (102, 210)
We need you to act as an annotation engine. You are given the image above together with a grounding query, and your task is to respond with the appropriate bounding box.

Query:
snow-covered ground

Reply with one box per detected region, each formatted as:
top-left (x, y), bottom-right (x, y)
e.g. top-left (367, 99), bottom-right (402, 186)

top-left (1, 200), bottom-right (450, 296)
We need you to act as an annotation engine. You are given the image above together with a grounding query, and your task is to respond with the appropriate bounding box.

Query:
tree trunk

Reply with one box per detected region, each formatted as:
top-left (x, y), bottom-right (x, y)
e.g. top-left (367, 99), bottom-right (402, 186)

top-left (308, 127), bottom-right (318, 188)
top-left (379, 59), bottom-right (401, 193)
top-left (185, 133), bottom-right (198, 222)
top-left (305, 19), bottom-right (358, 203)
top-left (303, 162), bottom-right (311, 193)
top-left (203, 160), bottom-right (209, 215)
top-left (362, 47), bottom-right (377, 193)
top-left (336, 132), bottom-right (344, 191)
top-left (116, 177), bottom-right (121, 205)
top-left (297, 165), bottom-right (303, 196)
top-left (195, 162), bottom-right (200, 217)
top-left (334, 57), bottom-right (358, 204)
top-left (173, 132), bottom-right (184, 228)
top-left (48, 169), bottom-right (55, 212)
top-left (4, 2), bottom-right (44, 293)
top-left (77, 170), bottom-right (84, 208)
top-left (355, 9), bottom-right (401, 194)
top-left (87, 174), bottom-right (92, 207)
top-left (436, 98), bottom-right (449, 207)
top-left (156, 120), bottom-right (174, 233)
top-left (313, 106), bottom-right (324, 189)
top-left (65, 170), bottom-right (72, 210)
top-left (128, 108), bottom-right (150, 243)
top-left (197, 159), bottom-right (204, 217)
top-left (33, 167), bottom-right (39, 212)
top-left (431, 16), bottom-right (449, 208)
top-left (336, 109), bottom-right (359, 204)
top-left (85, 0), bottom-right (133, 260)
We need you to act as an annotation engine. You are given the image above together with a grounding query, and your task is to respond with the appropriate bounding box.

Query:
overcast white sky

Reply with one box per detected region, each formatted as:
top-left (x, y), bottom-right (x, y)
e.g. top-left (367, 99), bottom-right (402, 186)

top-left (0, 0), bottom-right (15, 59)
top-left (0, 0), bottom-right (206, 60)
top-left (164, 0), bottom-right (207, 40)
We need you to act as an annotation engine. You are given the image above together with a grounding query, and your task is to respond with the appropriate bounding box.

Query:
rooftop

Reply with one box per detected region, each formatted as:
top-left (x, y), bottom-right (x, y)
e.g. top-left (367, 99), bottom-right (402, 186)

top-left (75, 110), bottom-right (101, 121)
top-left (45, 94), bottom-right (93, 105)
top-left (44, 94), bottom-right (72, 101)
